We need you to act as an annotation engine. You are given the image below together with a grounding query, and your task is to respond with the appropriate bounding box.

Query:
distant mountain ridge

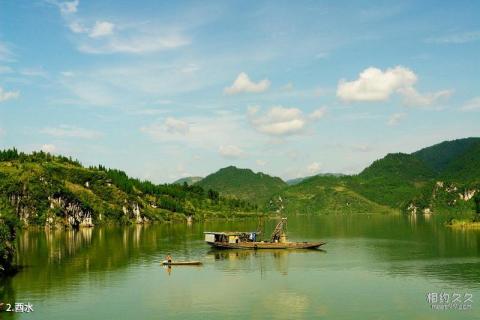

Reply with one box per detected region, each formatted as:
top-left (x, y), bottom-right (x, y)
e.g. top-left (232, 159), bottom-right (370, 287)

top-left (173, 176), bottom-right (203, 185)
top-left (268, 137), bottom-right (480, 215)
top-left (286, 173), bottom-right (345, 185)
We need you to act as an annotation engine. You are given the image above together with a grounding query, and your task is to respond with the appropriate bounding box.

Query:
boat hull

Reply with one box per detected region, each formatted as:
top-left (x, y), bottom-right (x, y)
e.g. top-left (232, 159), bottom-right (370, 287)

top-left (207, 241), bottom-right (325, 250)
top-left (161, 261), bottom-right (202, 266)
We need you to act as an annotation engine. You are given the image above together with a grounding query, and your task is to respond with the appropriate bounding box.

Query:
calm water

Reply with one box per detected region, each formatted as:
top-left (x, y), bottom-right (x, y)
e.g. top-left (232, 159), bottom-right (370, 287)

top-left (2, 214), bottom-right (480, 319)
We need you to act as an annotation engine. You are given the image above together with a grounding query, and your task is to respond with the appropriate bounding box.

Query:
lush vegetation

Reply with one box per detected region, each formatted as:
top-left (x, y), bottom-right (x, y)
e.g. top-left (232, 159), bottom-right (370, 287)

top-left (197, 166), bottom-right (287, 206)
top-left (0, 213), bottom-right (17, 275)
top-left (267, 175), bottom-right (395, 215)
top-left (412, 137), bottom-right (480, 173)
top-left (0, 149), bottom-right (258, 228)
top-left (348, 153), bottom-right (436, 208)
top-left (267, 138), bottom-right (480, 216)
top-left (1, 137), bottom-right (479, 273)
top-left (0, 151), bottom-right (261, 274)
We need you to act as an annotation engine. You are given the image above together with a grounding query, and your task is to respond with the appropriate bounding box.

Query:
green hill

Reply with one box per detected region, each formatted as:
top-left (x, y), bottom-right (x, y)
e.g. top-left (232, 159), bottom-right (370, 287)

top-left (269, 139), bottom-right (480, 216)
top-left (197, 166), bottom-right (287, 206)
top-left (348, 153), bottom-right (436, 208)
top-left (0, 149), bottom-right (258, 229)
top-left (173, 176), bottom-right (203, 185)
top-left (439, 141), bottom-right (480, 183)
top-left (412, 137), bottom-right (480, 173)
top-left (268, 175), bottom-right (395, 215)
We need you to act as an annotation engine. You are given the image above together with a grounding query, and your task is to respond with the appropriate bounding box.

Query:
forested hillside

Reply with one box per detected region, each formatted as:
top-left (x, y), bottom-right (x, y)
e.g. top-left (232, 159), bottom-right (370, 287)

top-left (0, 149), bottom-right (258, 229)
top-left (197, 166), bottom-right (287, 206)
top-left (268, 138), bottom-right (480, 216)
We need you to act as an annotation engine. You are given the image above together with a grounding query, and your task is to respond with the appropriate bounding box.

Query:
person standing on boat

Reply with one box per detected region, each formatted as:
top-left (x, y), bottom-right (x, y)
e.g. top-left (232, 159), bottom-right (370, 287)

top-left (166, 255), bottom-right (172, 264)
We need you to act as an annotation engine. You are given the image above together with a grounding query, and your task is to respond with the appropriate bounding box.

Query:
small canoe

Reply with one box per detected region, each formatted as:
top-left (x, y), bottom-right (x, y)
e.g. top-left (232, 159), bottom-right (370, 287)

top-left (161, 260), bottom-right (202, 266)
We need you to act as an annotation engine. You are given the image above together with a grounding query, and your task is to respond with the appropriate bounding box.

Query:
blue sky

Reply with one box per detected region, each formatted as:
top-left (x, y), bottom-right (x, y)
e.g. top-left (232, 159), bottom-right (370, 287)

top-left (0, 0), bottom-right (479, 182)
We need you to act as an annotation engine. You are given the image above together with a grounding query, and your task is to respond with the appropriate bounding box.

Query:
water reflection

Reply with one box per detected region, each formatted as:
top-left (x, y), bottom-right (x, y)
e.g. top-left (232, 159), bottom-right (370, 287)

top-left (0, 214), bottom-right (479, 319)
top-left (209, 249), bottom-right (326, 277)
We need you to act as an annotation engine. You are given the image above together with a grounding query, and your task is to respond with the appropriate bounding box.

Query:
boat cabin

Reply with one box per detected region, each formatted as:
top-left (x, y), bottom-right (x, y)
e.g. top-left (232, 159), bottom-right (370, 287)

top-left (204, 231), bottom-right (258, 244)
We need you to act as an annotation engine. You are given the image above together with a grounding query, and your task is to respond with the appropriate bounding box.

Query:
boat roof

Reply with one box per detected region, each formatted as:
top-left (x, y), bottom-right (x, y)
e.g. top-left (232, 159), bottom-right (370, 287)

top-left (204, 231), bottom-right (258, 236)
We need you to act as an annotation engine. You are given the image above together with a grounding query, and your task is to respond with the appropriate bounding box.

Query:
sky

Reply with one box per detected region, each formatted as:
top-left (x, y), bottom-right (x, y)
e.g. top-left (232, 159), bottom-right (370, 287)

top-left (0, 0), bottom-right (479, 183)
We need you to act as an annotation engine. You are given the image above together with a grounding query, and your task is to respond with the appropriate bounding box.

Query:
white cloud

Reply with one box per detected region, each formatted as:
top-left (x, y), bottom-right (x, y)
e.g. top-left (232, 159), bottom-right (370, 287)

top-left (309, 107), bottom-right (327, 120)
top-left (218, 145), bottom-right (244, 159)
top-left (55, 0), bottom-right (188, 55)
top-left (164, 117), bottom-right (189, 134)
top-left (337, 66), bottom-right (417, 102)
top-left (0, 86), bottom-right (20, 102)
top-left (224, 72), bottom-right (270, 95)
top-left (248, 106), bottom-right (324, 136)
top-left (41, 125), bottom-right (102, 139)
top-left (387, 113), bottom-right (406, 126)
top-left (460, 97), bottom-right (480, 112)
top-left (89, 21), bottom-right (115, 38)
top-left (307, 162), bottom-right (321, 174)
top-left (69, 21), bottom-right (87, 33)
top-left (398, 87), bottom-right (452, 107)
top-left (337, 66), bottom-right (452, 107)
top-left (41, 144), bottom-right (57, 153)
top-left (58, 0), bottom-right (79, 15)
top-left (427, 31), bottom-right (480, 44)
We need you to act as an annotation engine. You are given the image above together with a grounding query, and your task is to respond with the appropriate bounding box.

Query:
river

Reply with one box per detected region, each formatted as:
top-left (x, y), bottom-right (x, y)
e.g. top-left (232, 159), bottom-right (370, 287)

top-left (1, 214), bottom-right (480, 319)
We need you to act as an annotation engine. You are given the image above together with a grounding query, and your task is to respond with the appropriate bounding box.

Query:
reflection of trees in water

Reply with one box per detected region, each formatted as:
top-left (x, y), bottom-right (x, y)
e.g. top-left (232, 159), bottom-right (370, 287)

top-left (11, 223), bottom-right (200, 297)
top-left (6, 215), bottom-right (480, 304)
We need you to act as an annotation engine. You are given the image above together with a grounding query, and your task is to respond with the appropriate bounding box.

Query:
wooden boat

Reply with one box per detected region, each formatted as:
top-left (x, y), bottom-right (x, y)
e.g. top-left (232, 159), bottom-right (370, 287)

top-left (161, 260), bottom-right (202, 266)
top-left (207, 241), bottom-right (325, 250)
top-left (204, 218), bottom-right (326, 250)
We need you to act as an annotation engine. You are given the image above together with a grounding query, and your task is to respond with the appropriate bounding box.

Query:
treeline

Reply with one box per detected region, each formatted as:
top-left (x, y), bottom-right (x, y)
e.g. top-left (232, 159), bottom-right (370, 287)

top-left (0, 148), bottom-right (81, 166)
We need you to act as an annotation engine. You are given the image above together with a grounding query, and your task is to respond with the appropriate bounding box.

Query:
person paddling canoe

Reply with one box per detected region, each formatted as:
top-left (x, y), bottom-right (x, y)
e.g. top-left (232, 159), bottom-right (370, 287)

top-left (166, 255), bottom-right (172, 264)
